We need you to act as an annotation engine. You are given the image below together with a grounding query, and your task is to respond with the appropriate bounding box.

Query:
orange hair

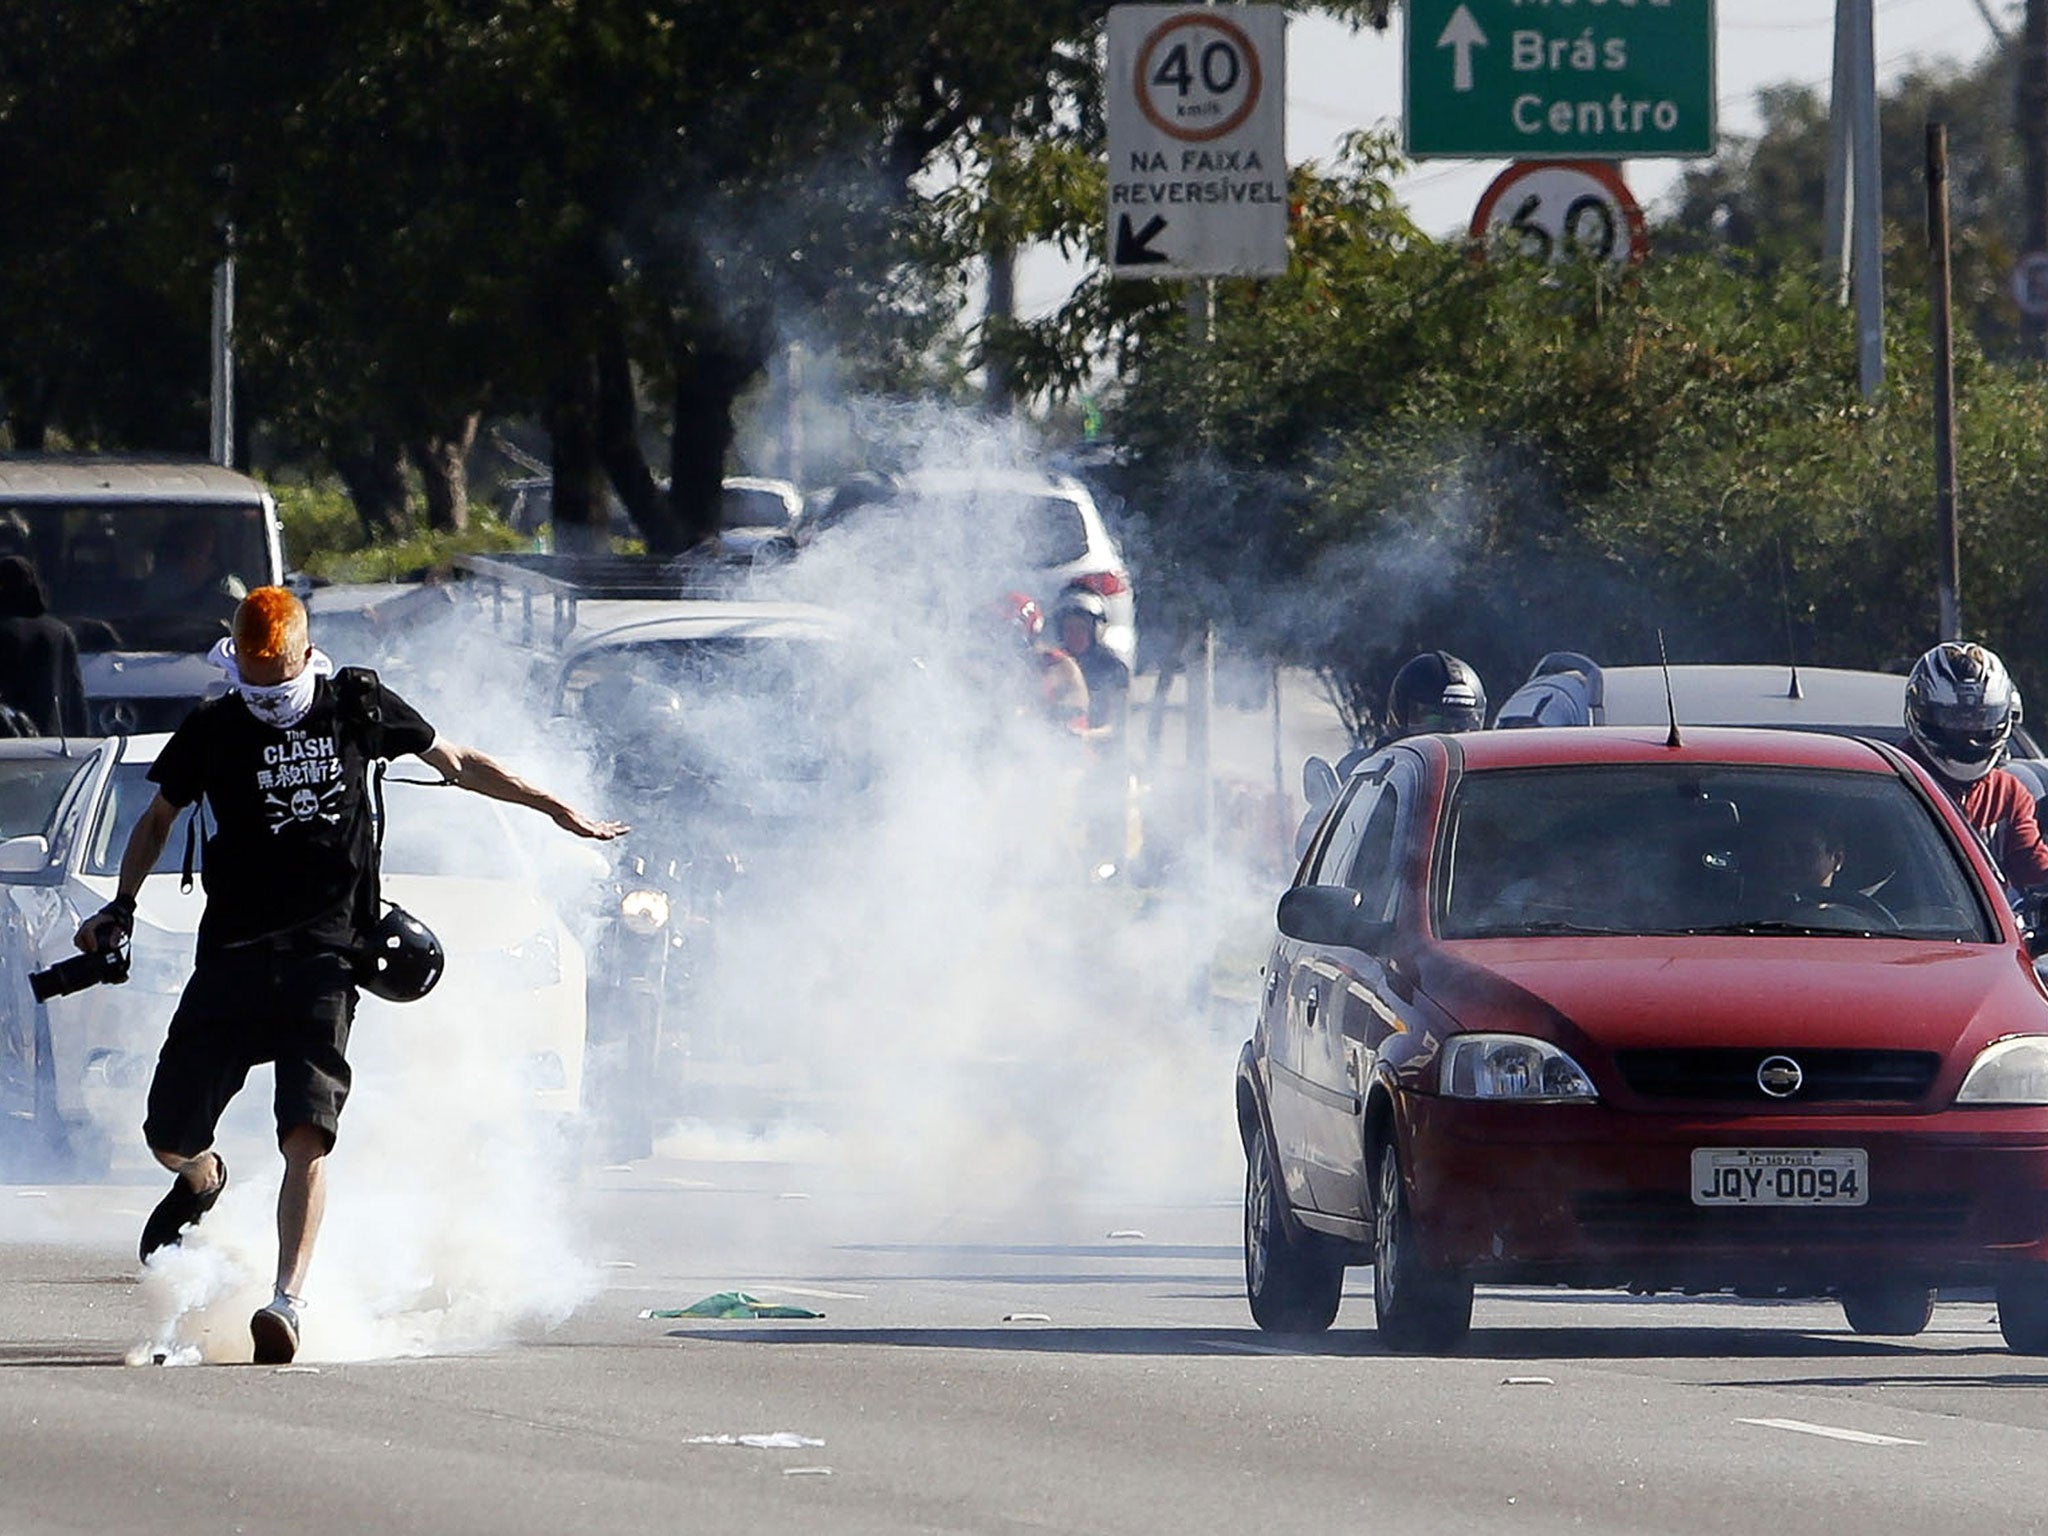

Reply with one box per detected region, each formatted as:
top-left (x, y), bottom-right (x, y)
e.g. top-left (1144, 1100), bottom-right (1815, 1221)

top-left (233, 587), bottom-right (309, 663)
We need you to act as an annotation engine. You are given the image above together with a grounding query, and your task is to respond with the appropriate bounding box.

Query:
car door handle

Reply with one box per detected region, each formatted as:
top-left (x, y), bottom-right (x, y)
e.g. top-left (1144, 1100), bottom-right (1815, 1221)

top-left (1304, 992), bottom-right (1320, 1028)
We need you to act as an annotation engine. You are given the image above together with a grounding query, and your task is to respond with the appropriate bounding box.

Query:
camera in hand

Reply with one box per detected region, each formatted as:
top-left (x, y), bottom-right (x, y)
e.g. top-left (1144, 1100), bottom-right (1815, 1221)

top-left (30, 945), bottom-right (130, 1002)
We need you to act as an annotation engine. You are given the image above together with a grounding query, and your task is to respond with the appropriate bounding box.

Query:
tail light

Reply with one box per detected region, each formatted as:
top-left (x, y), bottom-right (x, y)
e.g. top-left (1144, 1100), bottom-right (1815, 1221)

top-left (1070, 570), bottom-right (1130, 599)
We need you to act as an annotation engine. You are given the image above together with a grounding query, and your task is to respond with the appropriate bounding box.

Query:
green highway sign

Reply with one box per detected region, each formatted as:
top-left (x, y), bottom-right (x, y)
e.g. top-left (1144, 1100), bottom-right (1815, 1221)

top-left (1404, 0), bottom-right (1715, 160)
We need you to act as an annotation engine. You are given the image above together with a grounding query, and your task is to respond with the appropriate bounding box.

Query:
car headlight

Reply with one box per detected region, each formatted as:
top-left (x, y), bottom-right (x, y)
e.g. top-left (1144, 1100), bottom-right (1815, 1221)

top-left (1440, 1034), bottom-right (1598, 1102)
top-left (1956, 1036), bottom-right (2048, 1105)
top-left (619, 888), bottom-right (671, 937)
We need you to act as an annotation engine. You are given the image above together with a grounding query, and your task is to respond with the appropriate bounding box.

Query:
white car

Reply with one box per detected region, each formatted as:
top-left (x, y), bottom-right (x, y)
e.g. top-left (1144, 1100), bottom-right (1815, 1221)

top-left (804, 467), bottom-right (1137, 670)
top-left (0, 733), bottom-right (585, 1171)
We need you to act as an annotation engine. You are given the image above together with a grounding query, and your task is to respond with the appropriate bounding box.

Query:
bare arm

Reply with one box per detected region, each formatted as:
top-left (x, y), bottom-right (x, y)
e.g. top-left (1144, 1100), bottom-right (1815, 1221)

top-left (75, 792), bottom-right (180, 952)
top-left (417, 740), bottom-right (627, 840)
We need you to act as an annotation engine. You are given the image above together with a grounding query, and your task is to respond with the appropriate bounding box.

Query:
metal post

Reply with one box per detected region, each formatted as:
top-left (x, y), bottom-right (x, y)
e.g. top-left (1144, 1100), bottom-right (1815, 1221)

top-left (1822, 0), bottom-right (1854, 298)
top-left (778, 342), bottom-right (804, 484)
top-left (208, 248), bottom-right (235, 467)
top-left (1849, 0), bottom-right (1885, 397)
top-left (1185, 279), bottom-right (1216, 871)
top-left (2023, 0), bottom-right (2048, 357)
top-left (1928, 123), bottom-right (1962, 642)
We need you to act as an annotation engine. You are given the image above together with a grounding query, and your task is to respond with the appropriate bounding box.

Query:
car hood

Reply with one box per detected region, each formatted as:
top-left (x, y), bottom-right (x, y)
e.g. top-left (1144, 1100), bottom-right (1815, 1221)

top-left (1421, 937), bottom-right (2048, 1056)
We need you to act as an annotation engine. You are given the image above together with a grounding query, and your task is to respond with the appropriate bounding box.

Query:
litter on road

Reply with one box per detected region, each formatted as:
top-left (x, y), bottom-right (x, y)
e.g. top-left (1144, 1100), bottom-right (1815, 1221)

top-left (685, 1433), bottom-right (826, 1450)
top-left (641, 1292), bottom-right (825, 1320)
top-left (1002, 1312), bottom-right (1053, 1323)
top-left (1502, 1376), bottom-right (1555, 1386)
top-left (783, 1467), bottom-right (834, 1477)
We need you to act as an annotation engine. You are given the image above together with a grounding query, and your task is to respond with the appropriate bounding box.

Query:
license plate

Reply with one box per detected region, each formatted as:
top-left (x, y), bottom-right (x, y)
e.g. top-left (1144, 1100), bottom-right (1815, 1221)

top-left (1690, 1147), bottom-right (1868, 1207)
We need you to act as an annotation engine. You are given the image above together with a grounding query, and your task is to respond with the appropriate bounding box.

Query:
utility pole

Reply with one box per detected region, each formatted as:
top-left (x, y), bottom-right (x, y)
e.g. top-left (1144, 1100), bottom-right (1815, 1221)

top-left (1928, 123), bottom-right (1962, 641)
top-left (1822, 0), bottom-right (1884, 396)
top-left (2023, 0), bottom-right (2048, 357)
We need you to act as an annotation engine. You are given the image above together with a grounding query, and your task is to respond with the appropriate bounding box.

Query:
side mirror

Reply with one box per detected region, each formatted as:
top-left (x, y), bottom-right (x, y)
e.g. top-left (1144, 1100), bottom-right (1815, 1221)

top-left (1277, 883), bottom-right (1392, 951)
top-left (1302, 755), bottom-right (1339, 809)
top-left (0, 835), bottom-right (50, 875)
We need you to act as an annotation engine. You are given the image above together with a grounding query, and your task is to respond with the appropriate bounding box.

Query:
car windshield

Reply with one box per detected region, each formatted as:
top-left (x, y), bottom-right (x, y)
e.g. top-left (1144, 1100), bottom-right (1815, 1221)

top-left (87, 763), bottom-right (526, 880)
top-left (0, 501), bottom-right (272, 653)
top-left (0, 755), bottom-right (91, 841)
top-left (1436, 764), bottom-right (1995, 942)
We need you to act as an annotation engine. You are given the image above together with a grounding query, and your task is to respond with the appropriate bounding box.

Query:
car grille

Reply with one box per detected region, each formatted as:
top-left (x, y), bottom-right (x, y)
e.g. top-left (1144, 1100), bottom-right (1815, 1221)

top-left (1612, 1048), bottom-right (1941, 1104)
top-left (1573, 1190), bottom-right (1973, 1244)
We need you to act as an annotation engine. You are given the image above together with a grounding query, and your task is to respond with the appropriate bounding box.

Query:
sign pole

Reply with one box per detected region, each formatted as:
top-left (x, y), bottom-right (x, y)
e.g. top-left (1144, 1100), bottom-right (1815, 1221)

top-left (1186, 276), bottom-right (1215, 874)
top-left (1928, 122), bottom-right (1962, 642)
top-left (1849, 0), bottom-right (1885, 398)
top-left (208, 245), bottom-right (235, 469)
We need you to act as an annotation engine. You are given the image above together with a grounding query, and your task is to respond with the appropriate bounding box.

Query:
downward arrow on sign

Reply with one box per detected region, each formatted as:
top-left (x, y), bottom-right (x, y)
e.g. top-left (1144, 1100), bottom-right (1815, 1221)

top-left (1436, 4), bottom-right (1488, 92)
top-left (1116, 214), bottom-right (1170, 265)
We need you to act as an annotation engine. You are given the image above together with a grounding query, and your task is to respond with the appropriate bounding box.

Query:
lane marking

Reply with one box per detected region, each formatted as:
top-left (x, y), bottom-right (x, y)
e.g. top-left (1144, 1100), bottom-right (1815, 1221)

top-left (1738, 1417), bottom-right (1923, 1447)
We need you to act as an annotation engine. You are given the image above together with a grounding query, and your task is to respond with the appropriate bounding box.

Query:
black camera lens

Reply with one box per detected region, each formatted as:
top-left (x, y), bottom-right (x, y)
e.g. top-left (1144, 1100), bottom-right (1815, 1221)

top-left (29, 947), bottom-right (130, 1003)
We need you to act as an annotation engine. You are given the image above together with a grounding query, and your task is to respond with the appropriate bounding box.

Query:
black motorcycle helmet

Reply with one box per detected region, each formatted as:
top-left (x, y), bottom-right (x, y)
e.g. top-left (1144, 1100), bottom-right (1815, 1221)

top-left (1386, 651), bottom-right (1487, 737)
top-left (358, 904), bottom-right (444, 1003)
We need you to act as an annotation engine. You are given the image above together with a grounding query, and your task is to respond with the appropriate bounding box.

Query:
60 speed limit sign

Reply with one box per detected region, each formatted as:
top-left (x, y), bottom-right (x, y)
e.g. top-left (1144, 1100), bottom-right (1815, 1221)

top-left (1106, 5), bottom-right (1288, 278)
top-left (1469, 160), bottom-right (1647, 269)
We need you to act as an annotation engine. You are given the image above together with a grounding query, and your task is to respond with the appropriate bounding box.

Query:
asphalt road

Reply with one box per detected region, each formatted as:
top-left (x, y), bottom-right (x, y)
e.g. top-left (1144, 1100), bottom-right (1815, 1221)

top-left (4, 1151), bottom-right (2048, 1536)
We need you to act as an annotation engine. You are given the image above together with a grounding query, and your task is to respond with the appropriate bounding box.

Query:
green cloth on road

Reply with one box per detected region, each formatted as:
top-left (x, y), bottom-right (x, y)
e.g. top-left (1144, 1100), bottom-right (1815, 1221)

top-left (645, 1292), bottom-right (823, 1320)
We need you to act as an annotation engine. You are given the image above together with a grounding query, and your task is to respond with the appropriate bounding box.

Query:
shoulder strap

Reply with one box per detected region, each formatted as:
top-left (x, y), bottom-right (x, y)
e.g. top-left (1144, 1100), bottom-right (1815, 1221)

top-left (179, 799), bottom-right (211, 894)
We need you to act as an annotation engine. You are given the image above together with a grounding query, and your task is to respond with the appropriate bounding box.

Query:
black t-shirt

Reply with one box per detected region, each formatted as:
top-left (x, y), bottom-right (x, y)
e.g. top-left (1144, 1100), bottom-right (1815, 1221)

top-left (149, 674), bottom-right (436, 954)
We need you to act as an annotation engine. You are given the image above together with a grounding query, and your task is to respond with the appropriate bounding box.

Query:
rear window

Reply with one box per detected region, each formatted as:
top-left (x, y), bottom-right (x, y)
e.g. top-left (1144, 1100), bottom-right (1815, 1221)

top-left (1436, 764), bottom-right (1995, 942)
top-left (719, 485), bottom-right (795, 530)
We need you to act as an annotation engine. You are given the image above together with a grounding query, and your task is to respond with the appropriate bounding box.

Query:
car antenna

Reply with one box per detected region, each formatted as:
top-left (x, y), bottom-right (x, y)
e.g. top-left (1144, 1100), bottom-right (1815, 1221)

top-left (1658, 628), bottom-right (1682, 748)
top-left (1777, 538), bottom-right (1803, 700)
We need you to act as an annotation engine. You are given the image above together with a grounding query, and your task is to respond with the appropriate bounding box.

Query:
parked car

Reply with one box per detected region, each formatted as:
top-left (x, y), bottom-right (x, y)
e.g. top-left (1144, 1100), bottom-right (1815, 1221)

top-left (1, 733), bottom-right (585, 1172)
top-left (0, 739), bottom-right (106, 1166)
top-left (802, 467), bottom-right (1136, 670)
top-left (1242, 724), bottom-right (2048, 1353)
top-left (0, 458), bottom-right (287, 733)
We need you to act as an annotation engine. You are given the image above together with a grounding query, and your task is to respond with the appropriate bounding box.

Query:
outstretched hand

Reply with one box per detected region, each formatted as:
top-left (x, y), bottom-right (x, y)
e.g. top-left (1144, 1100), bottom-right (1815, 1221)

top-left (551, 805), bottom-right (630, 840)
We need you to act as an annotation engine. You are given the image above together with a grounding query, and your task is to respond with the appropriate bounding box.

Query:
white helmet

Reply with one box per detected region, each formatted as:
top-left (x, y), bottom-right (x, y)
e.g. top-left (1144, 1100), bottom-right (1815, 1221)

top-left (1905, 641), bottom-right (2022, 783)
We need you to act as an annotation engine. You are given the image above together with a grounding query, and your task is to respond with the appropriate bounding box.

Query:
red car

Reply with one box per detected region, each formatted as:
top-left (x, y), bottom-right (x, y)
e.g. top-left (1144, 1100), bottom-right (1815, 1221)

top-left (1238, 725), bottom-right (2048, 1352)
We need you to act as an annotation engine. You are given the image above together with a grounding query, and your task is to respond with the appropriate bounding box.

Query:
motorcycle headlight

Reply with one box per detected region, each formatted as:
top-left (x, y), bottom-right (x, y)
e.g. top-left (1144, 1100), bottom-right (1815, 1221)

top-left (1440, 1034), bottom-right (1598, 1102)
top-left (1956, 1036), bottom-right (2048, 1105)
top-left (619, 888), bottom-right (671, 937)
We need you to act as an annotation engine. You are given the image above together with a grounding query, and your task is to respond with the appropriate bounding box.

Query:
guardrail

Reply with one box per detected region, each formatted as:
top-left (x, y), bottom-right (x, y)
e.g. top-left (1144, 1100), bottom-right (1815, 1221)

top-left (453, 553), bottom-right (751, 649)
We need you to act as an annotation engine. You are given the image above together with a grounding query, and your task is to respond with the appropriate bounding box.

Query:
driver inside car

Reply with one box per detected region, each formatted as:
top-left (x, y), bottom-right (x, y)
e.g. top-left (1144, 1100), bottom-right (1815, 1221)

top-left (1744, 809), bottom-right (1846, 907)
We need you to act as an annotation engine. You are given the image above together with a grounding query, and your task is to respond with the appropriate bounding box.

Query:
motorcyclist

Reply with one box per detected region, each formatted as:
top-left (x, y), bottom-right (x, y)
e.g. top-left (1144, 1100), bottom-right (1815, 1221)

top-left (1053, 592), bottom-right (1128, 751)
top-left (1306, 651), bottom-right (1489, 859)
top-left (1901, 641), bottom-right (2048, 891)
top-left (1002, 592), bottom-right (1089, 734)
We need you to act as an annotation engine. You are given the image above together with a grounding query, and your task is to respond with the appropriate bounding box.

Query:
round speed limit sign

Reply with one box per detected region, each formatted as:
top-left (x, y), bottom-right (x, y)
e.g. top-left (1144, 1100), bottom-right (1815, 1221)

top-left (1135, 12), bottom-right (1265, 143)
top-left (1470, 161), bottom-right (1647, 269)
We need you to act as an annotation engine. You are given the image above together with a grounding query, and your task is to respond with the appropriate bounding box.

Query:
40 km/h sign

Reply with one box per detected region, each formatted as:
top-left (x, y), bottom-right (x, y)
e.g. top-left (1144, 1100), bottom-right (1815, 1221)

top-left (1405, 0), bottom-right (1715, 160)
top-left (1106, 4), bottom-right (1288, 278)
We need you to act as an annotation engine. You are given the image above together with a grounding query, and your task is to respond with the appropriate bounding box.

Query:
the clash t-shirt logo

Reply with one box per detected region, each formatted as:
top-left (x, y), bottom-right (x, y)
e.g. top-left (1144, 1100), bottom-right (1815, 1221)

top-left (258, 729), bottom-right (347, 832)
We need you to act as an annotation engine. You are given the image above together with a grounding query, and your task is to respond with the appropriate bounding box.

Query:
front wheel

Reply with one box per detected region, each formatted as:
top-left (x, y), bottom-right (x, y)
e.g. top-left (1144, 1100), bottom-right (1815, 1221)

top-left (1999, 1272), bottom-right (2048, 1354)
top-left (1371, 1133), bottom-right (1473, 1352)
top-left (1840, 1282), bottom-right (1935, 1337)
top-left (1243, 1121), bottom-right (1344, 1332)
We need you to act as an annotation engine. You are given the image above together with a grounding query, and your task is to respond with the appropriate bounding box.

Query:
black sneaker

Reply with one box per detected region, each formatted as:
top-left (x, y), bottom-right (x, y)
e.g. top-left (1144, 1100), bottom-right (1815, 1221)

top-left (137, 1155), bottom-right (228, 1263)
top-left (250, 1297), bottom-right (300, 1365)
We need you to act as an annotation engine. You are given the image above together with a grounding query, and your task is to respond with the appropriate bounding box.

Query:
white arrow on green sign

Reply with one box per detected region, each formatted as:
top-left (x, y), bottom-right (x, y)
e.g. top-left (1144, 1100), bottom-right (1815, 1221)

top-left (1404, 0), bottom-right (1715, 160)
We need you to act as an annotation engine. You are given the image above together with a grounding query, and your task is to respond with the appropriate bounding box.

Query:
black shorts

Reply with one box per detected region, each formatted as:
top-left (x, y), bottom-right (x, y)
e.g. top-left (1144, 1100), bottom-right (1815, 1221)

top-left (143, 945), bottom-right (358, 1157)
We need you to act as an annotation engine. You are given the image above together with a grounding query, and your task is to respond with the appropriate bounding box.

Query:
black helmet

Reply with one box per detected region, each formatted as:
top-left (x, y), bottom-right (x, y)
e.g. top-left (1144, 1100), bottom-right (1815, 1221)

top-left (357, 904), bottom-right (444, 1003)
top-left (1906, 641), bottom-right (2021, 783)
top-left (1387, 651), bottom-right (1487, 737)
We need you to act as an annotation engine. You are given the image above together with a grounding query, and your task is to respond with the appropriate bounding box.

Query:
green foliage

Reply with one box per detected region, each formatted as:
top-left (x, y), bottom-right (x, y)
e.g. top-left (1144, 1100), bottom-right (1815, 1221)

top-left (1099, 135), bottom-right (2048, 741)
top-left (271, 477), bottom-right (528, 581)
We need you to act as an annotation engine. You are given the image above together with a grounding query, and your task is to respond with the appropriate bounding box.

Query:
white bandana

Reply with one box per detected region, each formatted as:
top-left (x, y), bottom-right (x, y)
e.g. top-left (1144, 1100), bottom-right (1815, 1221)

top-left (207, 638), bottom-right (335, 730)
